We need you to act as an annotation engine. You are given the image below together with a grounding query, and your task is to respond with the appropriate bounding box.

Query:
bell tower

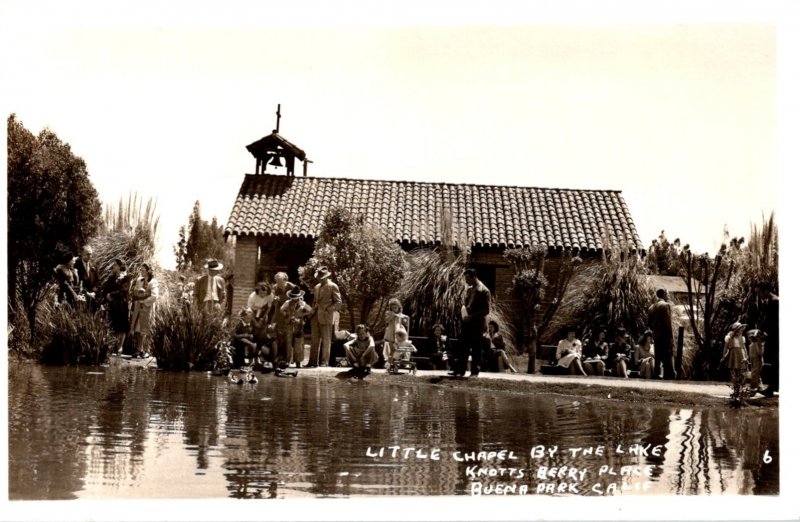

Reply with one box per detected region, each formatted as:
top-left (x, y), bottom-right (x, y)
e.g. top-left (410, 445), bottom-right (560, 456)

top-left (246, 104), bottom-right (312, 176)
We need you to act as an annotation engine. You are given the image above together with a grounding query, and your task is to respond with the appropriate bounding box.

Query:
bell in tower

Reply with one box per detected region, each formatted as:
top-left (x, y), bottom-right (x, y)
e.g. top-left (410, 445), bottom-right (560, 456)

top-left (245, 104), bottom-right (312, 176)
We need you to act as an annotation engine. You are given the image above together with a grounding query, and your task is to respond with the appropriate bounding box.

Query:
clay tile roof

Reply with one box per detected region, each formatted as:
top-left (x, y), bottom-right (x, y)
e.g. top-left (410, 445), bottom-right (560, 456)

top-left (225, 174), bottom-right (644, 252)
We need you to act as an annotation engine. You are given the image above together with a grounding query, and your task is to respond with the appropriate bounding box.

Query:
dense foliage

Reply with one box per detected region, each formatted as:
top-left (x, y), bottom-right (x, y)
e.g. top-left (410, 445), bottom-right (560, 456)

top-left (503, 245), bottom-right (580, 357)
top-left (7, 114), bottom-right (103, 343)
top-left (546, 243), bottom-right (654, 344)
top-left (299, 207), bottom-right (406, 331)
top-left (174, 201), bottom-right (228, 271)
top-left (39, 304), bottom-right (115, 365)
top-left (646, 230), bottom-right (683, 276)
top-left (93, 194), bottom-right (159, 287)
top-left (150, 305), bottom-right (230, 371)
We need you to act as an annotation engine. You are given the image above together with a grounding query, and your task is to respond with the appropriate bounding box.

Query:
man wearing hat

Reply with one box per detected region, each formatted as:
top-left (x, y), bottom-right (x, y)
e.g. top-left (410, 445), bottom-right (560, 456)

top-left (307, 267), bottom-right (342, 367)
top-left (194, 258), bottom-right (227, 313)
top-left (281, 287), bottom-right (313, 368)
top-left (647, 288), bottom-right (676, 380)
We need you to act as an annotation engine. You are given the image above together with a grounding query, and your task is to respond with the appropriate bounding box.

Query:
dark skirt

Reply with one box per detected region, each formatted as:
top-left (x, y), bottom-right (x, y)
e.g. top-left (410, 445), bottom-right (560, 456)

top-left (108, 301), bottom-right (130, 333)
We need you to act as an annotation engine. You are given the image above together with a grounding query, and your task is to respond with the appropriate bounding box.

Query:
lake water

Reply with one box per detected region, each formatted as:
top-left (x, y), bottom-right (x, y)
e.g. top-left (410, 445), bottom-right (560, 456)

top-left (8, 362), bottom-right (779, 499)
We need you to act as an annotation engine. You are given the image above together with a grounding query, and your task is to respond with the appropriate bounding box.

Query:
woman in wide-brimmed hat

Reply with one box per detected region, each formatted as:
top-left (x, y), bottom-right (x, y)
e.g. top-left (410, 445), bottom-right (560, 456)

top-left (723, 322), bottom-right (749, 371)
top-left (722, 321), bottom-right (749, 402)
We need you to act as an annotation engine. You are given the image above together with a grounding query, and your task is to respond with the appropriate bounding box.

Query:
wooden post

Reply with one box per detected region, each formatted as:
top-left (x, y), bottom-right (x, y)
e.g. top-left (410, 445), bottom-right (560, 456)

top-left (528, 339), bottom-right (537, 374)
top-left (676, 326), bottom-right (685, 380)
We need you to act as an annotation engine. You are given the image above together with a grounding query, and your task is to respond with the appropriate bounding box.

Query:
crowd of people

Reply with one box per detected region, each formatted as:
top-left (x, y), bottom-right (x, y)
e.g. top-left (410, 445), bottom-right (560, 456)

top-left (213, 267), bottom-right (516, 377)
top-left (549, 284), bottom-right (780, 397)
top-left (52, 248), bottom-right (779, 394)
top-left (54, 246), bottom-right (159, 359)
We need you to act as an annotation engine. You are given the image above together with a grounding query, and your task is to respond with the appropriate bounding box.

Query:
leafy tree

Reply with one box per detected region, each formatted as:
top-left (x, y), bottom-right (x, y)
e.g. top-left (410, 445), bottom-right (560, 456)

top-left (679, 244), bottom-right (738, 380)
top-left (173, 225), bottom-right (188, 271)
top-left (503, 245), bottom-right (580, 372)
top-left (646, 230), bottom-right (683, 276)
top-left (299, 206), bottom-right (405, 331)
top-left (7, 114), bottom-right (102, 341)
top-left (728, 212), bottom-right (778, 327)
top-left (178, 201), bottom-right (227, 270)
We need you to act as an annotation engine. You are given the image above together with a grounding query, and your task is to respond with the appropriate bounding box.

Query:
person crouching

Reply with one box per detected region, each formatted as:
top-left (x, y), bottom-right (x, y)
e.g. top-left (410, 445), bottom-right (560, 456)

top-left (344, 324), bottom-right (379, 369)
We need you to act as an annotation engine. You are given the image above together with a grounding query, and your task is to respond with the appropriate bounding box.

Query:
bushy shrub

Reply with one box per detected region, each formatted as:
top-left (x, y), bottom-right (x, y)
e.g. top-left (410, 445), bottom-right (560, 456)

top-left (397, 248), bottom-right (468, 339)
top-left (299, 206), bottom-right (405, 332)
top-left (150, 305), bottom-right (230, 371)
top-left (395, 248), bottom-right (518, 352)
top-left (39, 304), bottom-right (115, 365)
top-left (545, 251), bottom-right (654, 344)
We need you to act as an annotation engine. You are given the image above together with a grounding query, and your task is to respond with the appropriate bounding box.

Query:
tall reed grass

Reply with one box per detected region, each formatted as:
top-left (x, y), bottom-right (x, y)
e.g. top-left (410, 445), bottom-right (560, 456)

top-left (396, 248), bottom-right (518, 352)
top-left (545, 247), bottom-right (654, 343)
top-left (150, 305), bottom-right (230, 371)
top-left (39, 303), bottom-right (115, 365)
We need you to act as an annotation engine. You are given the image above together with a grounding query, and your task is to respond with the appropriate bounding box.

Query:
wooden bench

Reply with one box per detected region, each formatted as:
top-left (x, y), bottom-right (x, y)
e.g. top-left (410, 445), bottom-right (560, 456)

top-left (409, 335), bottom-right (455, 371)
top-left (537, 344), bottom-right (565, 375)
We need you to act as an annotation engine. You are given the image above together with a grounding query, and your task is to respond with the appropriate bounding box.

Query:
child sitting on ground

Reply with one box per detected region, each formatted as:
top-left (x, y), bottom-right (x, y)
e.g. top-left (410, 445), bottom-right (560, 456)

top-left (344, 324), bottom-right (379, 369)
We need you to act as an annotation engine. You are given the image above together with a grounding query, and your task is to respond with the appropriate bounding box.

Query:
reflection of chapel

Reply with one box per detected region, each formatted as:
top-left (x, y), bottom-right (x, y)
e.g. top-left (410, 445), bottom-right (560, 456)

top-left (225, 107), bottom-right (644, 327)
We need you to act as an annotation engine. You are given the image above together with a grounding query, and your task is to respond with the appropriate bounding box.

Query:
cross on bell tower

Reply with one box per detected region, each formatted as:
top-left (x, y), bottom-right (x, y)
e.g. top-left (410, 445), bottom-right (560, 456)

top-left (245, 104), bottom-right (312, 176)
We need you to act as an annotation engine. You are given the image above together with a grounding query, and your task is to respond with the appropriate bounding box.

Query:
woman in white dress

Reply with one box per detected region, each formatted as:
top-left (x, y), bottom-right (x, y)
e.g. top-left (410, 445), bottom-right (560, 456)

top-left (556, 327), bottom-right (587, 375)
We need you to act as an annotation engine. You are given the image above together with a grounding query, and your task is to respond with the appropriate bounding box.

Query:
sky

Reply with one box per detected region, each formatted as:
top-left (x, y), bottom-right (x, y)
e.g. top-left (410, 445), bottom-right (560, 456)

top-left (0, 3), bottom-right (782, 269)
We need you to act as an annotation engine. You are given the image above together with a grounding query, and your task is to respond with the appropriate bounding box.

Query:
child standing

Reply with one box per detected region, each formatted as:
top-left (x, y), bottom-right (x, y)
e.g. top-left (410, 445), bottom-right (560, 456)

top-left (723, 322), bottom-right (749, 403)
top-left (232, 307), bottom-right (258, 368)
top-left (281, 287), bottom-right (313, 368)
top-left (383, 298), bottom-right (410, 367)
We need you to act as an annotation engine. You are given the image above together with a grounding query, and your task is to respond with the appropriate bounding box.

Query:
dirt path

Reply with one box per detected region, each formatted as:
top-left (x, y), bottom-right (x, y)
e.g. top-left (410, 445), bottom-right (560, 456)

top-left (108, 356), bottom-right (777, 409)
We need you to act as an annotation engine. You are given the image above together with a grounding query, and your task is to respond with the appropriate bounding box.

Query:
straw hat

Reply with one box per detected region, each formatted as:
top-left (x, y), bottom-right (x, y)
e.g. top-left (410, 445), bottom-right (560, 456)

top-left (205, 258), bottom-right (224, 271)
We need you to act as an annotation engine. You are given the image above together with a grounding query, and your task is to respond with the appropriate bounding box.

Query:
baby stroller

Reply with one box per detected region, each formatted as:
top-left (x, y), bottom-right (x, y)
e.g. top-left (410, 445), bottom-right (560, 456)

top-left (387, 332), bottom-right (417, 375)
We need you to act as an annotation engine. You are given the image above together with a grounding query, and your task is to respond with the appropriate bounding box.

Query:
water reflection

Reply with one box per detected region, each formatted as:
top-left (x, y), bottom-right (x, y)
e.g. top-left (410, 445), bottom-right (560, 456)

top-left (8, 362), bottom-right (779, 499)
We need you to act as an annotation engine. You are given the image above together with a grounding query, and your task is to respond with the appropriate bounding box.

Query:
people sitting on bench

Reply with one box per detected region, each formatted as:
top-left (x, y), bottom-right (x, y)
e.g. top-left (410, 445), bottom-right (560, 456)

top-left (425, 324), bottom-right (450, 371)
top-left (634, 331), bottom-right (656, 379)
top-left (484, 320), bottom-right (518, 373)
top-left (607, 328), bottom-right (632, 378)
top-left (581, 327), bottom-right (608, 376)
top-left (556, 326), bottom-right (587, 376)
